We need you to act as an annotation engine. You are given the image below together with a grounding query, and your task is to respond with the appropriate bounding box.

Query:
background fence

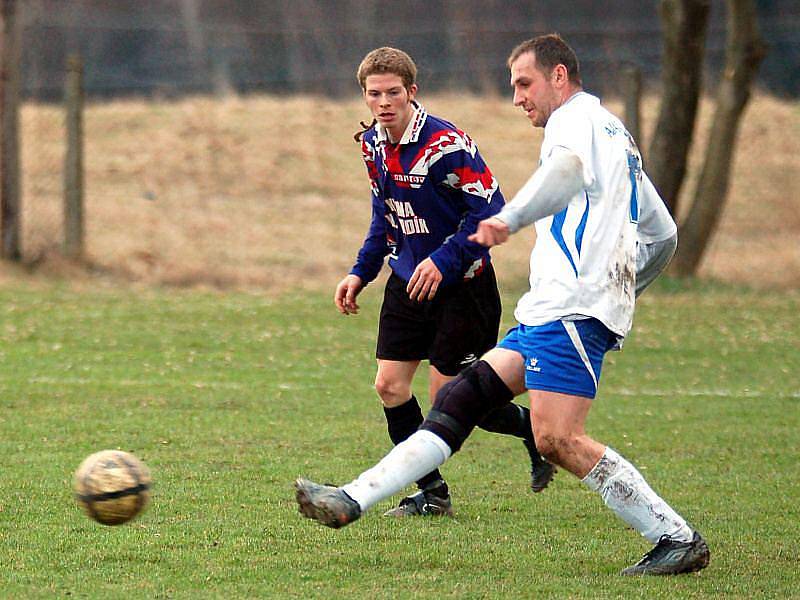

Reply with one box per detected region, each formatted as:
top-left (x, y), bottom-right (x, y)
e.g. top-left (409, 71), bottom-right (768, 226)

top-left (20, 0), bottom-right (800, 99)
top-left (11, 0), bottom-right (800, 290)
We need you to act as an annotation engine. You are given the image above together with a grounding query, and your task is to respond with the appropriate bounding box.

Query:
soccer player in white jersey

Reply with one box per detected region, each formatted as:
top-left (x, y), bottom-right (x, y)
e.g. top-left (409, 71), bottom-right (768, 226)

top-left (295, 34), bottom-right (710, 576)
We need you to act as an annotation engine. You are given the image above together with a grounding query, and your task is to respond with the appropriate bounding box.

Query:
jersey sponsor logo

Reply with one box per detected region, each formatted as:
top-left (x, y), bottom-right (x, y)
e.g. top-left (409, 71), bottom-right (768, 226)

top-left (384, 198), bottom-right (430, 236)
top-left (391, 173), bottom-right (426, 186)
top-left (397, 216), bottom-right (429, 234)
top-left (385, 198), bottom-right (415, 218)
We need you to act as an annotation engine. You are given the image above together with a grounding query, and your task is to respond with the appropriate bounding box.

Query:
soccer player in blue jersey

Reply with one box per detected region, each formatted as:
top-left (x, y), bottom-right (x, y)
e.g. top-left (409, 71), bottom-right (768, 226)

top-left (333, 47), bottom-right (554, 517)
top-left (296, 35), bottom-right (710, 576)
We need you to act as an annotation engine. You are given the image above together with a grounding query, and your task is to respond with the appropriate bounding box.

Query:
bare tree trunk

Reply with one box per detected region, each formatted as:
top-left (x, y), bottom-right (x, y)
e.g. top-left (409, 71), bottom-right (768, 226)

top-left (648, 0), bottom-right (710, 214)
top-left (622, 64), bottom-right (643, 154)
top-left (672, 0), bottom-right (767, 277)
top-left (0, 0), bottom-right (21, 261)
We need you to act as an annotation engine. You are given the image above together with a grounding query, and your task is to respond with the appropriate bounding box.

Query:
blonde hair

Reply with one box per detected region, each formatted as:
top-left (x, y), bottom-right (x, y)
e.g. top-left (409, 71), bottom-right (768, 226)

top-left (353, 47), bottom-right (418, 142)
top-left (357, 46), bottom-right (417, 90)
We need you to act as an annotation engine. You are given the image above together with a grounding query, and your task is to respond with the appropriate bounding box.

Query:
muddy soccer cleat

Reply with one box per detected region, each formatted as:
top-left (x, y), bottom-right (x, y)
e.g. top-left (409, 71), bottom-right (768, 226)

top-left (294, 478), bottom-right (361, 529)
top-left (621, 532), bottom-right (711, 575)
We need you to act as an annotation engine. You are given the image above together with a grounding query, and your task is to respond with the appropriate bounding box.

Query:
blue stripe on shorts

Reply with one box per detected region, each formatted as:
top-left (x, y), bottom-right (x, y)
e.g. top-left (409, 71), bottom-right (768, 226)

top-left (497, 318), bottom-right (618, 398)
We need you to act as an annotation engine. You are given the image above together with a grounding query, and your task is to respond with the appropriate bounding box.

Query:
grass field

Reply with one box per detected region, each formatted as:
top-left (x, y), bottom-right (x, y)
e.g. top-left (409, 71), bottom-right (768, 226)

top-left (1, 280), bottom-right (798, 598)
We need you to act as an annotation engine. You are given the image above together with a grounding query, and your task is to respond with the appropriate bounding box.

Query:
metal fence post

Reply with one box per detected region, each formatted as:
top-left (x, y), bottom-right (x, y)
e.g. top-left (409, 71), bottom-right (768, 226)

top-left (64, 54), bottom-right (84, 259)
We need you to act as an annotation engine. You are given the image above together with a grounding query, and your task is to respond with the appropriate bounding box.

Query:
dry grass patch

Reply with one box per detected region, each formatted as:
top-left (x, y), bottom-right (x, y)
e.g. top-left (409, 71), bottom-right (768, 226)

top-left (10, 91), bottom-right (800, 292)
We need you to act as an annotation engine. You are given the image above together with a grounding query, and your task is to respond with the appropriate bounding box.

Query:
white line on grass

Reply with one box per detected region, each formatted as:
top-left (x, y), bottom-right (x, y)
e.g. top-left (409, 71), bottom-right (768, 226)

top-left (614, 387), bottom-right (800, 399)
top-left (9, 377), bottom-right (798, 398)
top-left (15, 376), bottom-right (297, 391)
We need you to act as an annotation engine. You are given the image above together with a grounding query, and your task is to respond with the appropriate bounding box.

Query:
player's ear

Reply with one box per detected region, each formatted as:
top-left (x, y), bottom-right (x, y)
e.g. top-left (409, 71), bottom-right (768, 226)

top-left (552, 64), bottom-right (568, 87)
top-left (407, 83), bottom-right (418, 102)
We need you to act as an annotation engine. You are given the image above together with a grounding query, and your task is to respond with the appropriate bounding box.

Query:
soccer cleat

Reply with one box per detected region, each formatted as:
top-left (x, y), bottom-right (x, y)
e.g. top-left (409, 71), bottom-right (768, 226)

top-left (294, 478), bottom-right (361, 529)
top-left (525, 440), bottom-right (557, 493)
top-left (621, 532), bottom-right (710, 576)
top-left (383, 488), bottom-right (454, 517)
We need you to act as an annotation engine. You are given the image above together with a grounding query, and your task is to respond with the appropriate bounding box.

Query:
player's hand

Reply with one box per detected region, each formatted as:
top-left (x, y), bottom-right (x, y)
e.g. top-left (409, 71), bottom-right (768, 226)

top-left (469, 217), bottom-right (510, 247)
top-left (407, 258), bottom-right (443, 302)
top-left (334, 274), bottom-right (364, 315)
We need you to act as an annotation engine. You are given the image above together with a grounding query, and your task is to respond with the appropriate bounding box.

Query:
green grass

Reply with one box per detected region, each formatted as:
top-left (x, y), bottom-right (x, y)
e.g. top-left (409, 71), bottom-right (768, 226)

top-left (0, 283), bottom-right (798, 598)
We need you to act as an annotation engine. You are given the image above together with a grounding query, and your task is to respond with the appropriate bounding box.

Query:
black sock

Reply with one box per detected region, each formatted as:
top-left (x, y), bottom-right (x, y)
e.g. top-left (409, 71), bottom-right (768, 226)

top-left (384, 396), bottom-right (445, 491)
top-left (480, 403), bottom-right (545, 465)
top-left (480, 403), bottom-right (533, 440)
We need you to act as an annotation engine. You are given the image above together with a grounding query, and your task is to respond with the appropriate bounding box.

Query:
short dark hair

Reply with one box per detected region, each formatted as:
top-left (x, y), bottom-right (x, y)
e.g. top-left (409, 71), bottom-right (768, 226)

top-left (508, 34), bottom-right (581, 85)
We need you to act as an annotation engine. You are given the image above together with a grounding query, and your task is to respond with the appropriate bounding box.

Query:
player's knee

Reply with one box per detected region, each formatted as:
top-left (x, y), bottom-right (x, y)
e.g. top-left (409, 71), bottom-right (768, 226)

top-left (420, 360), bottom-right (513, 453)
top-left (533, 426), bottom-right (579, 465)
top-left (532, 430), bottom-right (560, 462)
top-left (374, 375), bottom-right (409, 407)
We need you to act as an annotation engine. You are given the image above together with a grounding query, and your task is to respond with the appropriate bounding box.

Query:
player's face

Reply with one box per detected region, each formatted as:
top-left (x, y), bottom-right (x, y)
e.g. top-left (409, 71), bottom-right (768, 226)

top-left (510, 52), bottom-right (559, 128)
top-left (364, 74), bottom-right (418, 142)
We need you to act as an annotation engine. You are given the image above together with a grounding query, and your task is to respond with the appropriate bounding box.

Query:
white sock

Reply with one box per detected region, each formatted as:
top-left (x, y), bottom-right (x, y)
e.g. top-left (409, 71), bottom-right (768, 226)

top-left (342, 430), bottom-right (452, 512)
top-left (582, 447), bottom-right (694, 544)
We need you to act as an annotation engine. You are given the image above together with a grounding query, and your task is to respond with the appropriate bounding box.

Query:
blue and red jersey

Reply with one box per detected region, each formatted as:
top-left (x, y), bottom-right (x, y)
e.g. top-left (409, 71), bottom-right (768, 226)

top-left (350, 102), bottom-right (505, 288)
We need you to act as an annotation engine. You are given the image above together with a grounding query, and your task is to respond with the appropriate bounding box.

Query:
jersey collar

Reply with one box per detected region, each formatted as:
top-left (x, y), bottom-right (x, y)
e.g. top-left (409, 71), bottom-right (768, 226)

top-left (375, 101), bottom-right (427, 145)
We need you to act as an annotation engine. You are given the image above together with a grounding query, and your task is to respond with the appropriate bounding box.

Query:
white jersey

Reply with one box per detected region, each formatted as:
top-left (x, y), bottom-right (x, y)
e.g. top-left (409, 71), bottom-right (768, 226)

top-left (514, 92), bottom-right (675, 338)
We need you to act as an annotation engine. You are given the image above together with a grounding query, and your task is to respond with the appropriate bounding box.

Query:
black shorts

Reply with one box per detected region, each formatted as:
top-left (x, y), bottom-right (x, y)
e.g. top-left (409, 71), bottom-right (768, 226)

top-left (376, 264), bottom-right (502, 376)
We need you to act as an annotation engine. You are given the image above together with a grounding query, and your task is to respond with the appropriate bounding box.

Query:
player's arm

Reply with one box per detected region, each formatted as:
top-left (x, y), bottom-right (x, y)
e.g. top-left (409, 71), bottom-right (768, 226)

top-left (470, 146), bottom-right (585, 247)
top-left (419, 137), bottom-right (504, 297)
top-left (635, 235), bottom-right (677, 297)
top-left (635, 172), bottom-right (678, 296)
top-left (334, 274), bottom-right (364, 315)
top-left (333, 202), bottom-right (389, 315)
top-left (338, 200), bottom-right (389, 313)
top-left (349, 196), bottom-right (389, 282)
top-left (338, 146), bottom-right (391, 313)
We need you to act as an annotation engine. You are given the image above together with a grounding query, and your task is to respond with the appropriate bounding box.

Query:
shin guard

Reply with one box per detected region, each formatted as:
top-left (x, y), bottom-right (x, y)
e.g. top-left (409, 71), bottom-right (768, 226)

top-left (420, 360), bottom-right (514, 452)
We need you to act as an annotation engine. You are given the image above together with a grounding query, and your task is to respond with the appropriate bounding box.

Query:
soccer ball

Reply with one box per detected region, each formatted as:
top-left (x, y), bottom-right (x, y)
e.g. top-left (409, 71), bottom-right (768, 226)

top-left (73, 450), bottom-right (152, 525)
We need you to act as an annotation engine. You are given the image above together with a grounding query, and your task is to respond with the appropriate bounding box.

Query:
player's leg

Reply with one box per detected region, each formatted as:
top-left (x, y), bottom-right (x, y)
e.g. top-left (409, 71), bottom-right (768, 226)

top-left (523, 318), bottom-right (709, 575)
top-left (374, 359), bottom-right (419, 408)
top-left (530, 389), bottom-right (709, 574)
top-left (427, 364), bottom-right (451, 401)
top-left (379, 362), bottom-right (453, 517)
top-left (376, 360), bottom-right (444, 490)
top-left (295, 347), bottom-right (524, 527)
top-left (429, 267), bottom-right (555, 492)
top-left (374, 274), bottom-right (451, 516)
top-left (477, 400), bottom-right (557, 493)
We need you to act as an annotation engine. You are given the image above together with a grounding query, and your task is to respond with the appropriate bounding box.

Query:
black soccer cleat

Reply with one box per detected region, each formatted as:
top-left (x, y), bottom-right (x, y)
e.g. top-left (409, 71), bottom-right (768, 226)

top-left (294, 478), bottom-right (361, 529)
top-left (621, 532), bottom-right (710, 576)
top-left (383, 488), bottom-right (454, 517)
top-left (525, 440), bottom-right (557, 493)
